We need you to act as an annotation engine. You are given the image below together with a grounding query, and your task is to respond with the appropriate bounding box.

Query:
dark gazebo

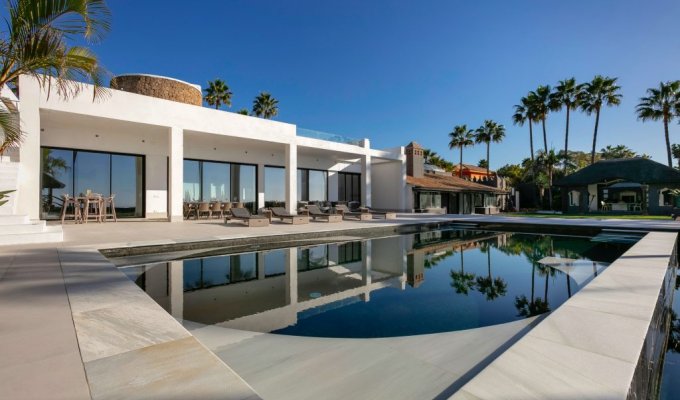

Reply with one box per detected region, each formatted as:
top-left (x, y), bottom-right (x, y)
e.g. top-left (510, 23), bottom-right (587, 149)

top-left (555, 158), bottom-right (680, 215)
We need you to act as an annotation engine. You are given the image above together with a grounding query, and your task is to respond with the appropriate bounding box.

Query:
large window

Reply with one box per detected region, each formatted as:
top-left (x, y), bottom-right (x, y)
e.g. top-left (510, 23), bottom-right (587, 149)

top-left (183, 159), bottom-right (257, 212)
top-left (41, 147), bottom-right (144, 219)
top-left (264, 166), bottom-right (286, 207)
top-left (338, 172), bottom-right (361, 203)
top-left (298, 168), bottom-right (327, 202)
top-left (417, 191), bottom-right (441, 209)
top-left (182, 253), bottom-right (258, 292)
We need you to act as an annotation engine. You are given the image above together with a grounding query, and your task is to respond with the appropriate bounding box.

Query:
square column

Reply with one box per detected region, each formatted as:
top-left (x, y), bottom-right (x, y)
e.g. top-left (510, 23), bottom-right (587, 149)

top-left (285, 248), bottom-right (298, 305)
top-left (257, 163), bottom-right (265, 210)
top-left (361, 154), bottom-right (372, 207)
top-left (168, 261), bottom-right (184, 319)
top-left (285, 142), bottom-right (297, 214)
top-left (17, 75), bottom-right (41, 220)
top-left (168, 126), bottom-right (184, 222)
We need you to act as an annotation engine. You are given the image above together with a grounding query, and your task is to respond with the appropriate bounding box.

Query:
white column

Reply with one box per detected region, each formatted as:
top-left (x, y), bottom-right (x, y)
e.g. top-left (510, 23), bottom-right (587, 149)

top-left (361, 155), bottom-right (372, 207)
top-left (285, 248), bottom-right (298, 305)
top-left (257, 252), bottom-right (266, 280)
top-left (168, 126), bottom-right (184, 222)
top-left (17, 75), bottom-right (41, 220)
top-left (285, 142), bottom-right (297, 213)
top-left (361, 241), bottom-right (372, 302)
top-left (257, 163), bottom-right (265, 210)
top-left (168, 261), bottom-right (184, 319)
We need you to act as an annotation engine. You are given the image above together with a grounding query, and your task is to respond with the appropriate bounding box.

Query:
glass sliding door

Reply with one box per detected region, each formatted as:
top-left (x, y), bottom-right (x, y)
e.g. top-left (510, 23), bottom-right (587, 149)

top-left (41, 147), bottom-right (145, 220)
top-left (41, 148), bottom-right (74, 219)
top-left (74, 151), bottom-right (110, 197)
top-left (337, 172), bottom-right (361, 203)
top-left (202, 162), bottom-right (230, 202)
top-left (184, 159), bottom-right (258, 213)
top-left (111, 155), bottom-right (144, 217)
top-left (183, 160), bottom-right (200, 202)
top-left (297, 168), bottom-right (327, 203)
top-left (264, 166), bottom-right (286, 208)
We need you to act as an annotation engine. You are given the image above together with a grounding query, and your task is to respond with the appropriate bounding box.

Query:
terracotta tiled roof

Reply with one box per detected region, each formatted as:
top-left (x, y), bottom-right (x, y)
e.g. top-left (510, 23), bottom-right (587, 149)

top-left (453, 164), bottom-right (495, 174)
top-left (406, 174), bottom-right (503, 193)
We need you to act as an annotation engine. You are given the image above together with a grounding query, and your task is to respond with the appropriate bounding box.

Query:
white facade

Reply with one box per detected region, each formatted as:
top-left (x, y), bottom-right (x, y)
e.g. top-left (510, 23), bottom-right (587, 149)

top-left (12, 75), bottom-right (406, 221)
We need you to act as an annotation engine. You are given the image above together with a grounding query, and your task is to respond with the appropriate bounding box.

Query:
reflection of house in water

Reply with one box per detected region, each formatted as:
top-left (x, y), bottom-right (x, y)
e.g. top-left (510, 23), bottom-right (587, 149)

top-left (122, 231), bottom-right (511, 333)
top-left (123, 238), bottom-right (408, 333)
top-left (407, 229), bottom-right (508, 270)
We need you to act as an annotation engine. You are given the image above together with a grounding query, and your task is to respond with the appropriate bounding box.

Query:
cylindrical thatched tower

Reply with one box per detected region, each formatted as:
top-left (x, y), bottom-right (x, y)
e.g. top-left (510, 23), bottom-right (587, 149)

top-left (110, 74), bottom-right (202, 106)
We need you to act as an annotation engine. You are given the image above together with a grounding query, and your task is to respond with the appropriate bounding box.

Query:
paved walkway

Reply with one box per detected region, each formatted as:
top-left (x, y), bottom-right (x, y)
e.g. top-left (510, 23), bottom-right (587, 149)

top-left (0, 214), bottom-right (676, 399)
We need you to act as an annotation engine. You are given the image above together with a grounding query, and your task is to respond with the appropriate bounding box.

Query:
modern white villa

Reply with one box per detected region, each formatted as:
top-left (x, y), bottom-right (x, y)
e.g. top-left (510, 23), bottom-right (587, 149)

top-left (1, 74), bottom-right (412, 224)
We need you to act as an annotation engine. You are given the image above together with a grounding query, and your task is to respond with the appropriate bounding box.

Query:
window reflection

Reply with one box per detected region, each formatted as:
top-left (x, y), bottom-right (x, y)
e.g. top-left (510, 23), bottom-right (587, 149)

top-left (182, 253), bottom-right (259, 292)
top-left (298, 245), bottom-right (329, 271)
top-left (184, 160), bottom-right (257, 212)
top-left (40, 147), bottom-right (144, 219)
top-left (202, 162), bottom-right (230, 201)
top-left (264, 167), bottom-right (286, 207)
top-left (297, 169), bottom-right (327, 202)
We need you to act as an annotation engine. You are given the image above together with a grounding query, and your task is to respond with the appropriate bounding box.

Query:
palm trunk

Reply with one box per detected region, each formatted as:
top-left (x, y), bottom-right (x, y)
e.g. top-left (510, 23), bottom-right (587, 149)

top-left (529, 120), bottom-right (535, 163)
top-left (664, 115), bottom-right (672, 167)
top-left (547, 167), bottom-right (553, 209)
top-left (544, 273), bottom-right (549, 302)
top-left (486, 142), bottom-right (490, 178)
top-left (564, 107), bottom-right (570, 173)
top-left (590, 108), bottom-right (601, 164)
top-left (542, 118), bottom-right (548, 152)
top-left (566, 274), bottom-right (572, 298)
top-left (459, 147), bottom-right (463, 178)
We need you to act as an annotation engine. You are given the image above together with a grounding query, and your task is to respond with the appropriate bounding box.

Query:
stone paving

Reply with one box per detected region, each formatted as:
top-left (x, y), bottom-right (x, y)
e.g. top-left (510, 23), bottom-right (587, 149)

top-left (0, 214), bottom-right (677, 399)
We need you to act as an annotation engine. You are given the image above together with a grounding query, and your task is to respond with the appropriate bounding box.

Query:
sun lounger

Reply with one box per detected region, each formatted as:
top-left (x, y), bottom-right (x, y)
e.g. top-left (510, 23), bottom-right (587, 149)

top-left (335, 204), bottom-right (396, 220)
top-left (334, 204), bottom-right (371, 220)
top-left (270, 207), bottom-right (309, 224)
top-left (225, 207), bottom-right (270, 227)
top-left (306, 205), bottom-right (342, 223)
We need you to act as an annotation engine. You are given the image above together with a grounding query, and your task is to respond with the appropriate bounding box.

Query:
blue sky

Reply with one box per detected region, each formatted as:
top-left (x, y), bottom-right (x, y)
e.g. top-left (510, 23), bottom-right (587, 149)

top-left (84, 1), bottom-right (680, 168)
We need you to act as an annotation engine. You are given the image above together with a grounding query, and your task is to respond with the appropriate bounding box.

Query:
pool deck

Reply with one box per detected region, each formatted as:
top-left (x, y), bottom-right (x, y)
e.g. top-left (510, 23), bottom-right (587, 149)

top-left (0, 214), bottom-right (678, 399)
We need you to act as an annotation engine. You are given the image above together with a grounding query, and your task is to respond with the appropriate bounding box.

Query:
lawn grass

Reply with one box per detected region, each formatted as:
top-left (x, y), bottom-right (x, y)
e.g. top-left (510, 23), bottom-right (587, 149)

top-left (505, 213), bottom-right (671, 220)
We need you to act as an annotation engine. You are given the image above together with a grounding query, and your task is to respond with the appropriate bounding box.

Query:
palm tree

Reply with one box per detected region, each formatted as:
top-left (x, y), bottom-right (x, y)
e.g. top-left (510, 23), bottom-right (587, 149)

top-left (528, 85), bottom-right (551, 153)
top-left (513, 96), bottom-right (536, 165)
top-left (672, 144), bottom-right (680, 169)
top-left (600, 144), bottom-right (638, 160)
top-left (636, 81), bottom-right (680, 167)
top-left (450, 246), bottom-right (476, 295)
top-left (203, 79), bottom-right (232, 109)
top-left (580, 76), bottom-right (622, 164)
top-left (0, 0), bottom-right (111, 154)
top-left (252, 92), bottom-right (279, 119)
top-left (236, 108), bottom-right (249, 116)
top-left (474, 120), bottom-right (506, 177)
top-left (537, 149), bottom-right (560, 209)
top-left (550, 78), bottom-right (583, 173)
top-left (448, 125), bottom-right (474, 178)
top-left (475, 242), bottom-right (507, 301)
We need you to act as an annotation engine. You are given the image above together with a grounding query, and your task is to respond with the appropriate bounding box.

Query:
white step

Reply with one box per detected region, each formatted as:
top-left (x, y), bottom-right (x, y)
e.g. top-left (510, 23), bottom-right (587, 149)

top-left (0, 226), bottom-right (63, 246)
top-left (0, 221), bottom-right (48, 235)
top-left (0, 215), bottom-right (29, 225)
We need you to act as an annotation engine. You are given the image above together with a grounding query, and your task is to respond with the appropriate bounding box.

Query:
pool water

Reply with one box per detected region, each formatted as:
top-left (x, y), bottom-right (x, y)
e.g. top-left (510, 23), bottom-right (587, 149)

top-left (120, 228), bottom-right (637, 338)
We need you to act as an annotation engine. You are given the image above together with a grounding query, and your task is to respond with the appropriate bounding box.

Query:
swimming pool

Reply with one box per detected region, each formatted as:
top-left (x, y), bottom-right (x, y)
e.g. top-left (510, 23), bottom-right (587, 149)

top-left (119, 227), bottom-right (638, 338)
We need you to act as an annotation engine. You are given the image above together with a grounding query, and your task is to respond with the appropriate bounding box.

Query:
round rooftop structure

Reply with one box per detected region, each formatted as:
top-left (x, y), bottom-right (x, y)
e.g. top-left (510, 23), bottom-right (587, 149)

top-left (110, 74), bottom-right (202, 106)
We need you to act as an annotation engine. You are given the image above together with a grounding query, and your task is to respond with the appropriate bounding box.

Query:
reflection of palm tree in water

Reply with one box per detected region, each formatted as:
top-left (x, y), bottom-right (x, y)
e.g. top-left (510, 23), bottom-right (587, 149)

top-left (475, 241), bottom-right (508, 301)
top-left (41, 149), bottom-right (69, 212)
top-left (450, 246), bottom-right (476, 295)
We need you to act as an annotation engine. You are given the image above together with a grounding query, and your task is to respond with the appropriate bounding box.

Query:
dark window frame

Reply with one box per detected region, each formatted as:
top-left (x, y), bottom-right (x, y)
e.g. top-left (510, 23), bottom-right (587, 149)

top-left (184, 158), bottom-right (259, 211)
top-left (40, 146), bottom-right (146, 219)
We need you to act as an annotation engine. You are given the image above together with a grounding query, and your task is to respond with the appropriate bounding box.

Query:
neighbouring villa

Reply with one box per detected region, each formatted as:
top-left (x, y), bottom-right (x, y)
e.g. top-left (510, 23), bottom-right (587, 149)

top-left (556, 157), bottom-right (680, 215)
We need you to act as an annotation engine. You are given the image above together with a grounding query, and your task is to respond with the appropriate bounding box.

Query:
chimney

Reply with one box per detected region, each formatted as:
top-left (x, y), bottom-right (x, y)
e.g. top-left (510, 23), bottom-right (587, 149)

top-left (405, 142), bottom-right (424, 178)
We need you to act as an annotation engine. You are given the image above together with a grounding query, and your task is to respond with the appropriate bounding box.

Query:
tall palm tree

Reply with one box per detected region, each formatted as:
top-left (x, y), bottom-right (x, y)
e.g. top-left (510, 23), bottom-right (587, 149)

top-left (474, 120), bottom-right (506, 177)
top-left (636, 81), bottom-right (680, 167)
top-left (475, 242), bottom-right (507, 301)
top-left (580, 76), bottom-right (622, 164)
top-left (252, 92), bottom-right (279, 119)
top-left (0, 0), bottom-right (111, 154)
top-left (549, 78), bottom-right (583, 173)
top-left (513, 96), bottom-right (536, 165)
top-left (528, 85), bottom-right (551, 153)
top-left (537, 149), bottom-right (560, 210)
top-left (448, 125), bottom-right (474, 178)
top-left (203, 79), bottom-right (232, 109)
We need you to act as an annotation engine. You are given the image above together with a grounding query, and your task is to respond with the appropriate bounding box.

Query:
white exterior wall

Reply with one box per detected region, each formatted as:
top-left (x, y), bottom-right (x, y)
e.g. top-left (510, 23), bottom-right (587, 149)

top-left (16, 75), bottom-right (404, 219)
top-left (372, 160), bottom-right (407, 211)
